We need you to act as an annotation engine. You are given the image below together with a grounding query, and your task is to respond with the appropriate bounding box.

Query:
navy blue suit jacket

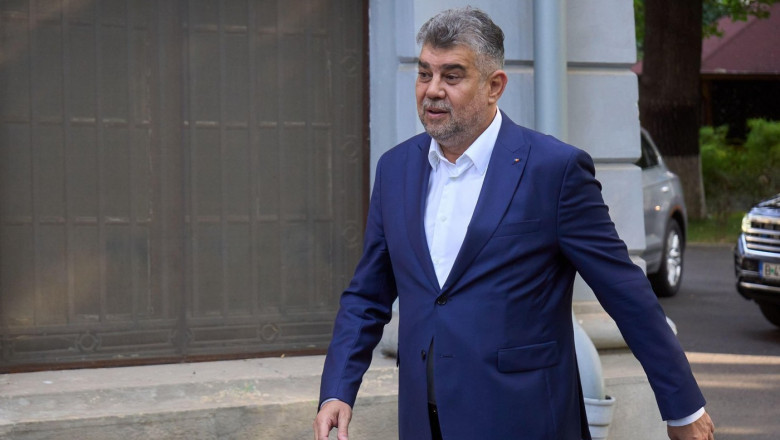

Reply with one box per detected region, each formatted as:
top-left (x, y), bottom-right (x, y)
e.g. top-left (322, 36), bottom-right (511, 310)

top-left (319, 113), bottom-right (705, 439)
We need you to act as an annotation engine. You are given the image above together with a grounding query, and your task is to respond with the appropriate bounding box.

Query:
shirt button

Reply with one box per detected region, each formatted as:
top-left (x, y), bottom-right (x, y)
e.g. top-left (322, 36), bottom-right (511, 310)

top-left (436, 295), bottom-right (448, 305)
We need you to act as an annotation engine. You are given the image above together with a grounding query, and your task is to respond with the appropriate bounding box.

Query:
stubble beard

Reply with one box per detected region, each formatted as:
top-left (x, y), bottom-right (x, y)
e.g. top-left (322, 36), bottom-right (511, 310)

top-left (418, 98), bottom-right (484, 151)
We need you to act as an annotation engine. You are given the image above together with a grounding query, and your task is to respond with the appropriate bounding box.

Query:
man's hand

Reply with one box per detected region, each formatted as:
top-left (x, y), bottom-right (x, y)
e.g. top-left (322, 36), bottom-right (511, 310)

top-left (314, 400), bottom-right (353, 440)
top-left (668, 411), bottom-right (715, 440)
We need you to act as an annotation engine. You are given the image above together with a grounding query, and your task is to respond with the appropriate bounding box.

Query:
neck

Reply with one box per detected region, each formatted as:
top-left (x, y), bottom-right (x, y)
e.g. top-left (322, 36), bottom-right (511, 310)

top-left (437, 108), bottom-right (498, 163)
top-left (439, 143), bottom-right (468, 163)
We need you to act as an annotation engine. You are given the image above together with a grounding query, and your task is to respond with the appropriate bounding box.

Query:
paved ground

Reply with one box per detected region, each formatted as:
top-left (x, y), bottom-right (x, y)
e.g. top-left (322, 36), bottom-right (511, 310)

top-left (658, 244), bottom-right (780, 440)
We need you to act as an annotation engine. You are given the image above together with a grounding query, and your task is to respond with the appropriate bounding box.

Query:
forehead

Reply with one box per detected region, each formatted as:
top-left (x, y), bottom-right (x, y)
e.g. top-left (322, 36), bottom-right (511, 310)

top-left (418, 44), bottom-right (477, 69)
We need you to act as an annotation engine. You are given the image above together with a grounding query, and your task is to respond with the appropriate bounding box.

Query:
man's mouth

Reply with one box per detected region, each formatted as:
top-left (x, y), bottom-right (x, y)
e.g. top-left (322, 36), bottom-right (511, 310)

top-left (424, 106), bottom-right (450, 118)
top-left (423, 99), bottom-right (450, 113)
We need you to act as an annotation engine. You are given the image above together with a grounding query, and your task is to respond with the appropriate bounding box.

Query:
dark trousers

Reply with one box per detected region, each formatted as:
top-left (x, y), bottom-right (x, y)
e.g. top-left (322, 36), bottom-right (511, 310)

top-left (428, 403), bottom-right (443, 440)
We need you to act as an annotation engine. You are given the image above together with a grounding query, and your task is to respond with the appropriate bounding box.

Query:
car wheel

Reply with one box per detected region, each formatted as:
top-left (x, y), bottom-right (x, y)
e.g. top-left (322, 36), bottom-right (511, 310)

top-left (757, 301), bottom-right (780, 328)
top-left (649, 220), bottom-right (684, 297)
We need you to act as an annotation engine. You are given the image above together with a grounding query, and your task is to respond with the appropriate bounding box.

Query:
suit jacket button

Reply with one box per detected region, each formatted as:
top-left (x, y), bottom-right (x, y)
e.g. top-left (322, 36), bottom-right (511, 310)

top-left (436, 295), bottom-right (448, 305)
top-left (421, 350), bottom-right (426, 361)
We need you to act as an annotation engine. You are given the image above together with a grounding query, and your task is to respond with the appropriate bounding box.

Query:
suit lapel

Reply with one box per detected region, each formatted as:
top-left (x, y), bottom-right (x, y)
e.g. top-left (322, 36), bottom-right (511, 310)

top-left (404, 136), bottom-right (441, 292)
top-left (441, 115), bottom-right (531, 292)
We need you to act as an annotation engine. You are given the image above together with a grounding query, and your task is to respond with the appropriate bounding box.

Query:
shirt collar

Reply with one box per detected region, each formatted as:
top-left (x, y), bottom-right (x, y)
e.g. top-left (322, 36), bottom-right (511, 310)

top-left (427, 109), bottom-right (502, 176)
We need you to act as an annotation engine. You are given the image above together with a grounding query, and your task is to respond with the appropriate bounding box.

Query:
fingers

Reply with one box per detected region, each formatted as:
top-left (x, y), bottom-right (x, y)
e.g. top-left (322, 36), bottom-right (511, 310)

top-left (337, 408), bottom-right (351, 440)
top-left (702, 412), bottom-right (715, 439)
top-left (313, 400), bottom-right (352, 440)
top-left (313, 415), bottom-right (332, 440)
top-left (313, 407), bottom-right (335, 440)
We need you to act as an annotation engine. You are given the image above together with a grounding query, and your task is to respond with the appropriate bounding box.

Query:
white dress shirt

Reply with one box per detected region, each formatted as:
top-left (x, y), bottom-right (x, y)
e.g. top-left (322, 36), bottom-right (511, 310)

top-left (424, 111), bottom-right (502, 287)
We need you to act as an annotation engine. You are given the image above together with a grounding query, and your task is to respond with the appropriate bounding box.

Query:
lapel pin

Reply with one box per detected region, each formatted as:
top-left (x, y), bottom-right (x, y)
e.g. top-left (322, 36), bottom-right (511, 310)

top-left (513, 158), bottom-right (520, 164)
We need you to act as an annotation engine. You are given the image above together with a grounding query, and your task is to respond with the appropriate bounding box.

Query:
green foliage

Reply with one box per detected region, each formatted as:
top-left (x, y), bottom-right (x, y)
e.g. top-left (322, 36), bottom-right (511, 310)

top-left (743, 118), bottom-right (780, 196)
top-left (688, 212), bottom-right (744, 243)
top-left (700, 125), bottom-right (737, 215)
top-left (634, 0), bottom-right (645, 58)
top-left (703, 0), bottom-right (778, 37)
top-left (700, 119), bottom-right (780, 217)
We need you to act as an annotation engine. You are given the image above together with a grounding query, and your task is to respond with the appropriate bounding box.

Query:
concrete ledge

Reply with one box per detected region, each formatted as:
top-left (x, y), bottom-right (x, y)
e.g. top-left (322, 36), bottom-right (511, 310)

top-left (0, 350), bottom-right (665, 439)
top-left (0, 355), bottom-right (398, 440)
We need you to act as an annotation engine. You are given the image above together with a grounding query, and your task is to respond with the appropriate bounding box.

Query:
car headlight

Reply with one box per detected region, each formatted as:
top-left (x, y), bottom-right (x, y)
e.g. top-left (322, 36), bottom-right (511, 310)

top-left (741, 214), bottom-right (751, 232)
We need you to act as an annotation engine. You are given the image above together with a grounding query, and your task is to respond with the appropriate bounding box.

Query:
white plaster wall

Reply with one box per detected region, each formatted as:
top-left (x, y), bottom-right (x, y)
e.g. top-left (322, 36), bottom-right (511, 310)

top-left (596, 164), bottom-right (645, 252)
top-left (568, 70), bottom-right (640, 162)
top-left (567, 1), bottom-right (637, 64)
top-left (564, 0), bottom-right (644, 259)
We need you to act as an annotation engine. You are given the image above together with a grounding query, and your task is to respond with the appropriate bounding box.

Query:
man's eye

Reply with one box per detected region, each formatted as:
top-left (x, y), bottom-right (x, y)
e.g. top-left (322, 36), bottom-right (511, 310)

top-left (445, 75), bottom-right (460, 82)
top-left (418, 71), bottom-right (431, 80)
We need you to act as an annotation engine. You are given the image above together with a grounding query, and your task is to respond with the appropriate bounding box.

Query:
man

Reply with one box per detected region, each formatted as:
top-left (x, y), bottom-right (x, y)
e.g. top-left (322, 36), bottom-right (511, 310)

top-left (314, 7), bottom-right (715, 440)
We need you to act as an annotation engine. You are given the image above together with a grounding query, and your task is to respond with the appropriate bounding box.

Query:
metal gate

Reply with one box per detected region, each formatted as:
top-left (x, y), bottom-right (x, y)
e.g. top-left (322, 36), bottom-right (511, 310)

top-left (0, 0), bottom-right (366, 371)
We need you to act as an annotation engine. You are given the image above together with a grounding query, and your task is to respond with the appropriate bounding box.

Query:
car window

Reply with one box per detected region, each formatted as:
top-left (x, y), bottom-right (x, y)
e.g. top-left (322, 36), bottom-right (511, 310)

top-left (636, 133), bottom-right (660, 169)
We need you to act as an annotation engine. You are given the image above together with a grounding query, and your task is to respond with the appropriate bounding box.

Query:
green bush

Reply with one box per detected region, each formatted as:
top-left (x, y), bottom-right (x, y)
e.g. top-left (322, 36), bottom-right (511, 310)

top-left (700, 119), bottom-right (780, 217)
top-left (743, 119), bottom-right (780, 200)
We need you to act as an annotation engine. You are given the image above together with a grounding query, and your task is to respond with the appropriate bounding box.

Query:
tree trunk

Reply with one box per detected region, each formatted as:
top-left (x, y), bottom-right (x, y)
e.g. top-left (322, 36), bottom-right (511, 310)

top-left (639, 0), bottom-right (706, 219)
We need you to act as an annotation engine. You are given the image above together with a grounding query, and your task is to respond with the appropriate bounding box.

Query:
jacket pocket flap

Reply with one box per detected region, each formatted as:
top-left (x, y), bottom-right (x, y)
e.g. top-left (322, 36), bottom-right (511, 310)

top-left (497, 341), bottom-right (559, 373)
top-left (494, 219), bottom-right (540, 237)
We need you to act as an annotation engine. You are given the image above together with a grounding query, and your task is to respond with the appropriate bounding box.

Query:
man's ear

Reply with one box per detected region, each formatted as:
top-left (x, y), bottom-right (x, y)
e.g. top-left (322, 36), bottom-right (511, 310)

top-left (487, 70), bottom-right (508, 104)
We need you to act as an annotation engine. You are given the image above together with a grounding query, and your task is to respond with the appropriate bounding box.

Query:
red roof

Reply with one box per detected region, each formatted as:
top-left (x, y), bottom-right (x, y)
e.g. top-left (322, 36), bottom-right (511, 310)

top-left (701, 3), bottom-right (780, 74)
top-left (633, 4), bottom-right (780, 75)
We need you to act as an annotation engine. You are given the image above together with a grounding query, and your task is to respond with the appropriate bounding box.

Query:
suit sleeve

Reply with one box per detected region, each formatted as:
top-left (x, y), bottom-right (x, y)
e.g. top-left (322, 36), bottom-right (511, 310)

top-left (318, 157), bottom-right (398, 408)
top-left (556, 149), bottom-right (705, 421)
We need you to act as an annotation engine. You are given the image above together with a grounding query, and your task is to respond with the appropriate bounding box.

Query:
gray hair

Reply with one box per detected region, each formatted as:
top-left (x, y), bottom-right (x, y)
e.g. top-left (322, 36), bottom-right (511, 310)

top-left (416, 6), bottom-right (505, 75)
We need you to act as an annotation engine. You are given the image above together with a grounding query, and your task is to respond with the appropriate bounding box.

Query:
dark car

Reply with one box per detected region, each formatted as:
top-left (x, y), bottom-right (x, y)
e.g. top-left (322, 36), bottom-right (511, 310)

top-left (637, 129), bottom-right (688, 297)
top-left (734, 193), bottom-right (780, 328)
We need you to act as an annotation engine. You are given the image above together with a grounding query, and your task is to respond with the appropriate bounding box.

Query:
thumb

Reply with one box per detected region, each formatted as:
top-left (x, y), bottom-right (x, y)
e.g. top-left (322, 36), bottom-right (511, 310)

top-left (337, 409), bottom-right (351, 440)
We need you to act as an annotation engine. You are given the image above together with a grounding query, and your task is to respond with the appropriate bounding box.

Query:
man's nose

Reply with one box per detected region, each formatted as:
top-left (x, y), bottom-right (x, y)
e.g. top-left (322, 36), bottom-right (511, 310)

top-left (425, 76), bottom-right (446, 99)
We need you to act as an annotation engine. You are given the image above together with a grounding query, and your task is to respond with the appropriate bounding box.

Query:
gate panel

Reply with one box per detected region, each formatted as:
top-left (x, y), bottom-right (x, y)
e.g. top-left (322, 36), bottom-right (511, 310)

top-left (181, 0), bottom-right (365, 355)
top-left (0, 0), bottom-right (365, 370)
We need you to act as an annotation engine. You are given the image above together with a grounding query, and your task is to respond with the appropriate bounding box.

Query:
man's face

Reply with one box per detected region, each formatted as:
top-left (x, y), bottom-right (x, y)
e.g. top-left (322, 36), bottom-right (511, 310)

top-left (416, 44), bottom-right (494, 153)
